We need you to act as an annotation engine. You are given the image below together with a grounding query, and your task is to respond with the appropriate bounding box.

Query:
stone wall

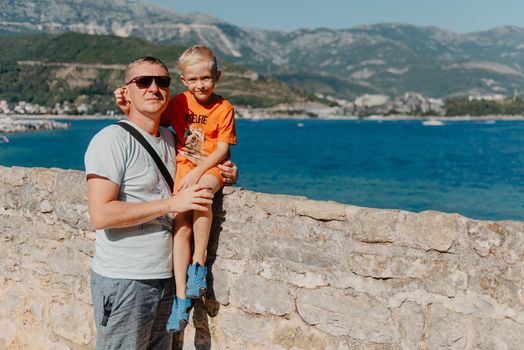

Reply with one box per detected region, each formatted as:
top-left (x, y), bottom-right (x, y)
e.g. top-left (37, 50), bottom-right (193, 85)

top-left (1, 166), bottom-right (524, 349)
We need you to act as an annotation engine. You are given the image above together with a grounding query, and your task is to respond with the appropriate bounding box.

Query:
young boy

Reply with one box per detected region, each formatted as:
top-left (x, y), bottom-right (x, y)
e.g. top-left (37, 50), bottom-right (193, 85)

top-left (164, 45), bottom-right (236, 332)
top-left (115, 46), bottom-right (236, 332)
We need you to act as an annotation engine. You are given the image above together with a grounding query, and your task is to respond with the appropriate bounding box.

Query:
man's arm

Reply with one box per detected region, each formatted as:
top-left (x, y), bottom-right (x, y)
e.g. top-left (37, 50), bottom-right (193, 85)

top-left (87, 175), bottom-right (213, 230)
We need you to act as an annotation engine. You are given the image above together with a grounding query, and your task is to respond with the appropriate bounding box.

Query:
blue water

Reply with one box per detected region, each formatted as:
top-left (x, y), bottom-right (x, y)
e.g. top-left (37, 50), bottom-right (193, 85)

top-left (1, 118), bottom-right (523, 221)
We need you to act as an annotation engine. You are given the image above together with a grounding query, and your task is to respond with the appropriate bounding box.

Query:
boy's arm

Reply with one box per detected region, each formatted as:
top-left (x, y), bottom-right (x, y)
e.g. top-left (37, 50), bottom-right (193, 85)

top-left (178, 141), bottom-right (230, 188)
top-left (180, 150), bottom-right (238, 185)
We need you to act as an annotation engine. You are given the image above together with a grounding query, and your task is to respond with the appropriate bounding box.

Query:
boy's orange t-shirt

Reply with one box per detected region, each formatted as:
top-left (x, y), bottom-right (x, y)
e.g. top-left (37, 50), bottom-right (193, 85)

top-left (162, 91), bottom-right (237, 165)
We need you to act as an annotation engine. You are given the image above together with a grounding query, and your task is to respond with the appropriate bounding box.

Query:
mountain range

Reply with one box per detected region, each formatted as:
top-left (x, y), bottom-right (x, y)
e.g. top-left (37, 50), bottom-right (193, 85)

top-left (2, 0), bottom-right (524, 100)
top-left (0, 32), bottom-right (315, 113)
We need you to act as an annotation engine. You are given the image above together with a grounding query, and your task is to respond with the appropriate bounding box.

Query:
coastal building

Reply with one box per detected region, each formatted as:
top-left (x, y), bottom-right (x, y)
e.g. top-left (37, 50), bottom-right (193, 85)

top-left (468, 94), bottom-right (506, 101)
top-left (0, 100), bottom-right (11, 114)
top-left (354, 94), bottom-right (390, 108)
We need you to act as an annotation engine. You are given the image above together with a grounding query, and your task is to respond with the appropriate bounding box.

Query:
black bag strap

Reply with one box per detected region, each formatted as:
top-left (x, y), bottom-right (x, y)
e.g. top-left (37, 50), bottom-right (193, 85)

top-left (116, 121), bottom-right (174, 192)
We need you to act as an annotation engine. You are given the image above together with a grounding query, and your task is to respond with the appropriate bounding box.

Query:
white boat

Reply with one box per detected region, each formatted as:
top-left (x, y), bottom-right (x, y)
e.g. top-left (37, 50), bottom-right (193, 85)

top-left (297, 122), bottom-right (305, 127)
top-left (0, 135), bottom-right (9, 143)
top-left (422, 119), bottom-right (445, 126)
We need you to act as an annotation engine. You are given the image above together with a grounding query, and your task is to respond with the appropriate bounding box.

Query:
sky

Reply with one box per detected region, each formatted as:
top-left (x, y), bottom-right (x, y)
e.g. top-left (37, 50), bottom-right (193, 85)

top-left (147, 0), bottom-right (523, 33)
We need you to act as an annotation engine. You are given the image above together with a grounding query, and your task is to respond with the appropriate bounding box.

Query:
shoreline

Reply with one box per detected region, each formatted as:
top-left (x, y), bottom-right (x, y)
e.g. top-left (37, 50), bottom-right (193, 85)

top-left (0, 113), bottom-right (122, 121)
top-left (2, 113), bottom-right (524, 122)
top-left (237, 114), bottom-right (524, 121)
top-left (0, 116), bottom-right (71, 133)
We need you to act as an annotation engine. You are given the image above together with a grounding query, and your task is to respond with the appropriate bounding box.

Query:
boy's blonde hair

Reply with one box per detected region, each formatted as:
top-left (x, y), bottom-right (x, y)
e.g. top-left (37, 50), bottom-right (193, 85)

top-left (178, 45), bottom-right (218, 74)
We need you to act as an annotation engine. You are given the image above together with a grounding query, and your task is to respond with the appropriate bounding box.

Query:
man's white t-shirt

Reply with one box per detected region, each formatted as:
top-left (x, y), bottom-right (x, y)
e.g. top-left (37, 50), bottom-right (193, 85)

top-left (84, 120), bottom-right (176, 279)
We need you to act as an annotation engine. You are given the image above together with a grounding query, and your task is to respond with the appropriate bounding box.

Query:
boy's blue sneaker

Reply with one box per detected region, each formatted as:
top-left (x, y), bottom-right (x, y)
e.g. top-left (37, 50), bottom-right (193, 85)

top-left (186, 262), bottom-right (208, 299)
top-left (166, 296), bottom-right (192, 333)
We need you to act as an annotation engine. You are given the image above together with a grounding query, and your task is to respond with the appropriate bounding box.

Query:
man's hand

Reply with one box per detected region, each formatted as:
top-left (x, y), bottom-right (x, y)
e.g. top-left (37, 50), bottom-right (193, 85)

top-left (87, 176), bottom-right (213, 229)
top-left (218, 160), bottom-right (238, 185)
top-left (114, 86), bottom-right (130, 115)
top-left (169, 184), bottom-right (213, 213)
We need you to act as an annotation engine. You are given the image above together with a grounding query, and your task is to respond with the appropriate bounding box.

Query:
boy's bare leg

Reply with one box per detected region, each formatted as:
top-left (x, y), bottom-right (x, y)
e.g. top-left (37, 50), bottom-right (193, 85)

top-left (173, 211), bottom-right (193, 298)
top-left (192, 174), bottom-right (221, 265)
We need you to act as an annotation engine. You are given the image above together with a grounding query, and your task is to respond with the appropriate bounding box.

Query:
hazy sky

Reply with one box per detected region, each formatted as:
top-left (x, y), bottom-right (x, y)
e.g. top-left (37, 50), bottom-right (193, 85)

top-left (147, 0), bottom-right (523, 33)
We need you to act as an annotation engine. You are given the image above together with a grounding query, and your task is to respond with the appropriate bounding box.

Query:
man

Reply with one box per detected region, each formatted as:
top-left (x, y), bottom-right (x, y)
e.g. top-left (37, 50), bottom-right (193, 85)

top-left (84, 56), bottom-right (237, 349)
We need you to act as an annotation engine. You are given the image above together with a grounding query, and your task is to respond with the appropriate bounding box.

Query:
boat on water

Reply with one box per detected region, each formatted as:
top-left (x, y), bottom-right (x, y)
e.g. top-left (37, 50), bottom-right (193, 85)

top-left (0, 135), bottom-right (9, 143)
top-left (422, 119), bottom-right (445, 126)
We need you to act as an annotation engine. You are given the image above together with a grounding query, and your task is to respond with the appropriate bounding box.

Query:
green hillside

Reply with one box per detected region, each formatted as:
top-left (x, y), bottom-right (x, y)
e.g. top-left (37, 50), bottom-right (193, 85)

top-left (0, 33), bottom-right (314, 114)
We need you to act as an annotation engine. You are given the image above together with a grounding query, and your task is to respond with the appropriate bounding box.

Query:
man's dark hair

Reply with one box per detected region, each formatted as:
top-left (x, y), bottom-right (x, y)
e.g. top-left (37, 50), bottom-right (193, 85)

top-left (124, 56), bottom-right (169, 82)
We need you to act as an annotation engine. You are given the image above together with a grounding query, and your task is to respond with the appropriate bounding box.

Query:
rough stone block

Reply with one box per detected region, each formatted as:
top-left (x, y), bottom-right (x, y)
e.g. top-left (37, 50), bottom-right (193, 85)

top-left (29, 168), bottom-right (57, 191)
top-left (467, 220), bottom-right (507, 257)
top-left (295, 199), bottom-right (346, 221)
top-left (297, 287), bottom-right (399, 343)
top-left (254, 193), bottom-right (303, 216)
top-left (209, 267), bottom-right (230, 305)
top-left (400, 211), bottom-right (464, 252)
top-left (494, 220), bottom-right (524, 265)
top-left (49, 246), bottom-right (91, 276)
top-left (347, 253), bottom-right (433, 279)
top-left (53, 170), bottom-right (86, 204)
top-left (272, 313), bottom-right (351, 350)
top-left (234, 274), bottom-right (294, 316)
top-left (473, 318), bottom-right (524, 350)
top-left (256, 239), bottom-right (336, 268)
top-left (424, 268), bottom-right (468, 297)
top-left (420, 303), bottom-right (465, 349)
top-left (49, 301), bottom-right (91, 345)
top-left (393, 301), bottom-right (425, 350)
top-left (0, 188), bottom-right (18, 209)
top-left (54, 205), bottom-right (81, 227)
top-left (71, 236), bottom-right (94, 257)
top-left (17, 185), bottom-right (39, 212)
top-left (218, 310), bottom-right (274, 346)
top-left (0, 166), bottom-right (28, 187)
top-left (259, 260), bottom-right (329, 288)
top-left (352, 208), bottom-right (400, 243)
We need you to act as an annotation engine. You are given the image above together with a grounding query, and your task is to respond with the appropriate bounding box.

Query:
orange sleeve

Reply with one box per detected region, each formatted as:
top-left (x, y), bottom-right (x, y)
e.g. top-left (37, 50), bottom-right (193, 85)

top-left (217, 107), bottom-right (237, 145)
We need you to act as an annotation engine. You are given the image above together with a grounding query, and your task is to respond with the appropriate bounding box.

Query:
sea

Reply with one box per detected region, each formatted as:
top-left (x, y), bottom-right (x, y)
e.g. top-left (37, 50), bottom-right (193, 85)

top-left (1, 118), bottom-right (523, 221)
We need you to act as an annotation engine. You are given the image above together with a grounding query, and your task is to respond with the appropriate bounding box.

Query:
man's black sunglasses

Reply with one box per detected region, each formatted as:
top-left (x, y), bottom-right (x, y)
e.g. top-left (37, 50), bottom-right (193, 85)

top-left (126, 76), bottom-right (171, 89)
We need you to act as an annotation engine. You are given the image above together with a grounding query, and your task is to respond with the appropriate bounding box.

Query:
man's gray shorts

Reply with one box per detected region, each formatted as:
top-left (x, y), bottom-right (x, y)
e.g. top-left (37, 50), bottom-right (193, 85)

top-left (91, 270), bottom-right (175, 350)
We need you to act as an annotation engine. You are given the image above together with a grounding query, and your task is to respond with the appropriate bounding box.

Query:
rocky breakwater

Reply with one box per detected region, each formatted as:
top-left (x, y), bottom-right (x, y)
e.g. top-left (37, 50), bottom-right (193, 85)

top-left (1, 166), bottom-right (524, 349)
top-left (0, 116), bottom-right (69, 133)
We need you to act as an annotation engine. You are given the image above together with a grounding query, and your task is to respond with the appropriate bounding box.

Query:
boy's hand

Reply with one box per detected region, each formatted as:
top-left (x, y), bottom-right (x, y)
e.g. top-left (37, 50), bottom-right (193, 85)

top-left (178, 168), bottom-right (203, 190)
top-left (180, 146), bottom-right (203, 166)
top-left (179, 150), bottom-right (239, 186)
top-left (169, 184), bottom-right (213, 213)
top-left (114, 86), bottom-right (130, 115)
